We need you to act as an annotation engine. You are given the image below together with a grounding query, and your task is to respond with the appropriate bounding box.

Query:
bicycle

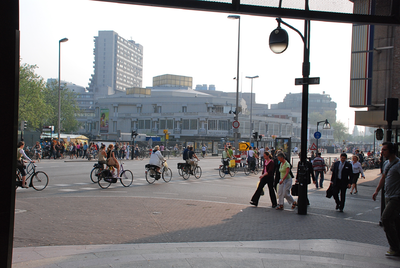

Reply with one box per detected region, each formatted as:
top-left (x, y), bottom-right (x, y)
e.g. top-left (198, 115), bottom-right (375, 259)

top-left (177, 160), bottom-right (202, 180)
top-left (145, 161), bottom-right (173, 184)
top-left (97, 161), bottom-right (133, 189)
top-left (90, 163), bottom-right (104, 183)
top-left (16, 162), bottom-right (49, 191)
top-left (219, 158), bottom-right (236, 178)
top-left (244, 163), bottom-right (259, 175)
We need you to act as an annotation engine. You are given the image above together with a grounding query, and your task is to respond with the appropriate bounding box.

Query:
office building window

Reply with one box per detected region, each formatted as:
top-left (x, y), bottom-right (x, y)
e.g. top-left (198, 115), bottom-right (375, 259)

top-left (218, 120), bottom-right (228, 130)
top-left (208, 120), bottom-right (217, 130)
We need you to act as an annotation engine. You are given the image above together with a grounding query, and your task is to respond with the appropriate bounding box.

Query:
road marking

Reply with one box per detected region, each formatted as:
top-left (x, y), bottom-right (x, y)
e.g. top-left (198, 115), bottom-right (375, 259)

top-left (80, 188), bottom-right (97, 190)
top-left (356, 213), bottom-right (363, 216)
top-left (374, 207), bottom-right (380, 209)
top-left (59, 189), bottom-right (77, 192)
top-left (74, 182), bottom-right (91, 185)
top-left (54, 184), bottom-right (72, 187)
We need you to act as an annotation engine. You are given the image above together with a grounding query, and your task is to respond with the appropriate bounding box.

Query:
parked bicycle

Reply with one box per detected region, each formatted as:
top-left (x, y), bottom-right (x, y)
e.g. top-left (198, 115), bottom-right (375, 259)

top-left (97, 161), bottom-right (133, 189)
top-left (16, 162), bottom-right (49, 191)
top-left (145, 161), bottom-right (172, 184)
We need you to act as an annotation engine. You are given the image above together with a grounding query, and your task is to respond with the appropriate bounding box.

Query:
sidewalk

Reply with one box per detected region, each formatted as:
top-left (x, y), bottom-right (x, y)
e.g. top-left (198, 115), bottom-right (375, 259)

top-left (13, 167), bottom-right (396, 268)
top-left (12, 239), bottom-right (399, 268)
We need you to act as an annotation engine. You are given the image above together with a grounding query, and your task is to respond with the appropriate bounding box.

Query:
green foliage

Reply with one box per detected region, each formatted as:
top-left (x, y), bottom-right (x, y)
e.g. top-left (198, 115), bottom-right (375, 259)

top-left (308, 110), bottom-right (336, 125)
top-left (45, 80), bottom-right (81, 133)
top-left (19, 63), bottom-right (53, 129)
top-left (331, 121), bottom-right (349, 142)
top-left (19, 63), bottom-right (81, 133)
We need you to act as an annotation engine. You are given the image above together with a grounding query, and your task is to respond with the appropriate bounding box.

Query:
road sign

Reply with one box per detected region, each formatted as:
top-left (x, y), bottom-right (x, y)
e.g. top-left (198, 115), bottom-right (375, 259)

top-left (239, 142), bottom-right (250, 151)
top-left (314, 131), bottom-right (321, 139)
top-left (232, 120), bottom-right (240, 129)
top-left (310, 143), bottom-right (317, 150)
top-left (163, 129), bottom-right (168, 134)
top-left (295, 77), bottom-right (320, 85)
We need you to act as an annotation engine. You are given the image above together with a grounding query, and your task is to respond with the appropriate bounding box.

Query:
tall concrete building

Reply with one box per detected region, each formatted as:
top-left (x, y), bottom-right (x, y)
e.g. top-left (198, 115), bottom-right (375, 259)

top-left (88, 30), bottom-right (143, 97)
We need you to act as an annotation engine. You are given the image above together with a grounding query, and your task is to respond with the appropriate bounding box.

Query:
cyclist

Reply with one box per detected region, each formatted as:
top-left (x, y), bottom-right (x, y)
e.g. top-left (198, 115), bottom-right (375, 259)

top-left (106, 144), bottom-right (120, 177)
top-left (98, 144), bottom-right (107, 168)
top-left (221, 147), bottom-right (230, 173)
top-left (187, 146), bottom-right (200, 174)
top-left (17, 141), bottom-right (35, 188)
top-left (149, 145), bottom-right (165, 173)
top-left (33, 141), bottom-right (42, 162)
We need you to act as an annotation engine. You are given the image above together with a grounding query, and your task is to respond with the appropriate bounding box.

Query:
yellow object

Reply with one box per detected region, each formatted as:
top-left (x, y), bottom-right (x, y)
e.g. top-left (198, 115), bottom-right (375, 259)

top-left (239, 142), bottom-right (250, 151)
top-left (229, 159), bottom-right (236, 168)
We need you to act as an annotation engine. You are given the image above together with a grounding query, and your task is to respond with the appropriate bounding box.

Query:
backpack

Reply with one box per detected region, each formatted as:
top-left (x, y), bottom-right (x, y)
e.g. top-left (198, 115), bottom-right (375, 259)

top-left (183, 149), bottom-right (189, 160)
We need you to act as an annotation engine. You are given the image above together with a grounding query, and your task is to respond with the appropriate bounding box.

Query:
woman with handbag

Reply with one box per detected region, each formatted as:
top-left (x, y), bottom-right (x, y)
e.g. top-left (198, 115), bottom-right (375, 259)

top-left (250, 151), bottom-right (277, 208)
top-left (106, 144), bottom-right (120, 177)
top-left (276, 152), bottom-right (296, 210)
top-left (17, 141), bottom-right (35, 188)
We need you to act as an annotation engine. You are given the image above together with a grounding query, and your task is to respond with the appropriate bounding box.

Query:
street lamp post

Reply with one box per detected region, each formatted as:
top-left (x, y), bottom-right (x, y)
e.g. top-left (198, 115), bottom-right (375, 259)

top-left (316, 119), bottom-right (331, 154)
top-left (246, 75), bottom-right (259, 146)
top-left (228, 15), bottom-right (240, 150)
top-left (58, 37), bottom-right (68, 141)
top-left (269, 0), bottom-right (311, 215)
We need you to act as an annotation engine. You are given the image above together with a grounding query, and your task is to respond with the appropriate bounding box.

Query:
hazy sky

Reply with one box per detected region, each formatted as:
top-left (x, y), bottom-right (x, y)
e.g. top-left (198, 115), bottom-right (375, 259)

top-left (20, 0), bottom-right (363, 133)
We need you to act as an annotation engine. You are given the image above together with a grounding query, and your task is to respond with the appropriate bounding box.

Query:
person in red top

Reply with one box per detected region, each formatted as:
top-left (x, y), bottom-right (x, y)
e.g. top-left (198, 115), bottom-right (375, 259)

top-left (250, 151), bottom-right (277, 208)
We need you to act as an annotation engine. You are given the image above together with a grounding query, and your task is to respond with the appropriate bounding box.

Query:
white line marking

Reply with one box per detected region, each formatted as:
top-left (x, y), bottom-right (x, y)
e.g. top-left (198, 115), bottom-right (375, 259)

top-left (54, 184), bottom-right (72, 187)
top-left (59, 189), bottom-right (77, 192)
top-left (356, 213), bottom-right (363, 216)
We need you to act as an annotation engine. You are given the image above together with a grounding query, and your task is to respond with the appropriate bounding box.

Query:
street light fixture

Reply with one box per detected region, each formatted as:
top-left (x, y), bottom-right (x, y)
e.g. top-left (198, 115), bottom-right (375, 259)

top-left (228, 15), bottom-right (240, 150)
top-left (245, 75), bottom-right (259, 146)
top-left (58, 37), bottom-right (68, 141)
top-left (316, 119), bottom-right (331, 154)
top-left (269, 0), bottom-right (311, 215)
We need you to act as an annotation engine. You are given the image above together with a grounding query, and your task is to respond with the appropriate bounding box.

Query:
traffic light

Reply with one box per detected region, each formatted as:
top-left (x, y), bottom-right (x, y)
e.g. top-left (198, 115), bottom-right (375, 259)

top-left (20, 121), bottom-right (27, 130)
top-left (376, 128), bottom-right (383, 141)
top-left (253, 132), bottom-right (258, 140)
top-left (131, 130), bottom-right (138, 139)
top-left (258, 135), bottom-right (262, 141)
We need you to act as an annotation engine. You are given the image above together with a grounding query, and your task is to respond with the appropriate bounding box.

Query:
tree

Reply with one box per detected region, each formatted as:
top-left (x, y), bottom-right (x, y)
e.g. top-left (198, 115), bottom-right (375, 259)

top-left (331, 121), bottom-right (349, 142)
top-left (19, 63), bottom-right (53, 130)
top-left (44, 80), bottom-right (81, 133)
top-left (308, 110), bottom-right (336, 125)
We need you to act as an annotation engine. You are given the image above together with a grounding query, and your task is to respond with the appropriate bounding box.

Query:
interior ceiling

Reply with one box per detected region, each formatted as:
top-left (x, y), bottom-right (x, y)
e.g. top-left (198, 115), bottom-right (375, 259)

top-left (95, 0), bottom-right (400, 25)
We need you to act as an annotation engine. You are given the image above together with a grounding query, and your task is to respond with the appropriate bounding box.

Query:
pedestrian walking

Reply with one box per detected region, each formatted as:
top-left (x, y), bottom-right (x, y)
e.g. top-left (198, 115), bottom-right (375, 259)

top-left (82, 142), bottom-right (88, 159)
top-left (372, 142), bottom-right (400, 257)
top-left (312, 152), bottom-right (327, 188)
top-left (350, 155), bottom-right (365, 194)
top-left (250, 151), bottom-right (277, 208)
top-left (276, 152), bottom-right (296, 210)
top-left (330, 152), bottom-right (352, 212)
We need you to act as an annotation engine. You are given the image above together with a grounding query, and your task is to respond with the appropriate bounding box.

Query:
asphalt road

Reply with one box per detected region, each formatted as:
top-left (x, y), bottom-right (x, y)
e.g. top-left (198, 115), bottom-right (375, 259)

top-left (13, 155), bottom-right (388, 248)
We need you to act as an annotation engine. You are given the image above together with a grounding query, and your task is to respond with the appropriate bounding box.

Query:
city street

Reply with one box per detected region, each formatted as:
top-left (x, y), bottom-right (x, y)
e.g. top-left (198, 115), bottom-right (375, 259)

top-left (14, 154), bottom-right (389, 249)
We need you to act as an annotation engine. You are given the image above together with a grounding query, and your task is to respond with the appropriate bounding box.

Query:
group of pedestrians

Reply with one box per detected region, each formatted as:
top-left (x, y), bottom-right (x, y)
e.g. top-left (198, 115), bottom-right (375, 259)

top-left (250, 149), bottom-right (296, 210)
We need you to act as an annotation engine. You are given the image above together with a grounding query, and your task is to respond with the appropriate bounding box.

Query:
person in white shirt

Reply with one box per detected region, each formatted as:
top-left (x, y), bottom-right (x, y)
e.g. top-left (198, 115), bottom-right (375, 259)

top-left (350, 155), bottom-right (365, 194)
top-left (149, 145), bottom-right (165, 173)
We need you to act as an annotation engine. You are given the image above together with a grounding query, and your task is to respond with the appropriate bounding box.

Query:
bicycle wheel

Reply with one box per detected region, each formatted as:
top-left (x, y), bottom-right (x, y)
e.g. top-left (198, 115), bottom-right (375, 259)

top-left (98, 172), bottom-right (112, 189)
top-left (229, 166), bottom-right (236, 177)
top-left (16, 170), bottom-right (22, 189)
top-left (254, 166), bottom-right (259, 175)
top-left (139, 154), bottom-right (144, 161)
top-left (120, 170), bottom-right (133, 187)
top-left (90, 167), bottom-right (101, 183)
top-left (182, 167), bottom-right (190, 180)
top-left (194, 166), bottom-right (202, 179)
top-left (162, 167), bottom-right (173, 182)
top-left (219, 165), bottom-right (226, 178)
top-left (244, 165), bottom-right (250, 176)
top-left (31, 171), bottom-right (49, 191)
top-left (178, 166), bottom-right (183, 176)
top-left (145, 169), bottom-right (156, 184)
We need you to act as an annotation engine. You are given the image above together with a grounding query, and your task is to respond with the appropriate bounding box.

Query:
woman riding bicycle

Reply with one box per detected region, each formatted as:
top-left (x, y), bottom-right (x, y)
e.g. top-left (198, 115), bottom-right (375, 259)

top-left (148, 145), bottom-right (165, 173)
top-left (98, 144), bottom-right (107, 168)
top-left (106, 144), bottom-right (120, 177)
top-left (17, 141), bottom-right (35, 188)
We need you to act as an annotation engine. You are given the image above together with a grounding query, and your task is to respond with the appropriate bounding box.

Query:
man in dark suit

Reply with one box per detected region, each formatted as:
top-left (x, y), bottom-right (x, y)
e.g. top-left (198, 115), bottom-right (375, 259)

top-left (330, 153), bottom-right (352, 212)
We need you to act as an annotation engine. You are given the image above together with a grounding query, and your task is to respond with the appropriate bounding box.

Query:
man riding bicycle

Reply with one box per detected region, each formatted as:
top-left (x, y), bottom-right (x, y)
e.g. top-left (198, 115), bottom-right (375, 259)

top-left (183, 146), bottom-right (200, 174)
top-left (17, 141), bottom-right (35, 188)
